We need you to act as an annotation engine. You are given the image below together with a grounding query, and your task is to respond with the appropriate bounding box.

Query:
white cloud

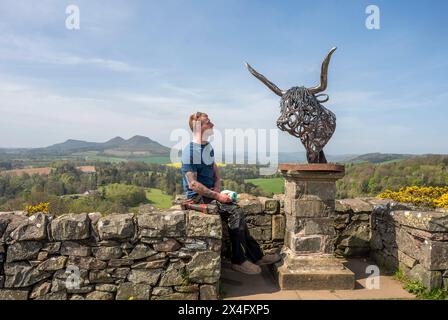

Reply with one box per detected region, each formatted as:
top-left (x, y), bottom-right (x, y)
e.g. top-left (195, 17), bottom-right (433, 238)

top-left (0, 34), bottom-right (141, 73)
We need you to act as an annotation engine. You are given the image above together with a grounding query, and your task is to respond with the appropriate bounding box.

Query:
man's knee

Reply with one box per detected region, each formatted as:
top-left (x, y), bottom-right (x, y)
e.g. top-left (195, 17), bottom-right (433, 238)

top-left (227, 207), bottom-right (246, 231)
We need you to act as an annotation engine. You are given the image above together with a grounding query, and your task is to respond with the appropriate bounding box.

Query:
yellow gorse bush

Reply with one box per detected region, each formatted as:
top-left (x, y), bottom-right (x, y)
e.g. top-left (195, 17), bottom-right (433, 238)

top-left (25, 202), bottom-right (49, 215)
top-left (377, 186), bottom-right (448, 209)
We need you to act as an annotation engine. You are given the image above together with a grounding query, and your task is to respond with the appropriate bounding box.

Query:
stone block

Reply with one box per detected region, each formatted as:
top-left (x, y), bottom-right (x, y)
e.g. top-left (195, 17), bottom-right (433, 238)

top-left (392, 210), bottom-right (448, 232)
top-left (276, 255), bottom-right (355, 290)
top-left (238, 199), bottom-right (262, 215)
top-left (304, 181), bottom-right (336, 200)
top-left (288, 234), bottom-right (323, 253)
top-left (37, 256), bottom-right (68, 271)
top-left (116, 283), bottom-right (150, 300)
top-left (153, 239), bottom-right (181, 252)
top-left (60, 241), bottom-right (91, 257)
top-left (199, 284), bottom-right (218, 300)
top-left (93, 246), bottom-right (122, 260)
top-left (272, 215), bottom-right (285, 240)
top-left (398, 250), bottom-right (417, 269)
top-left (285, 196), bottom-right (335, 217)
top-left (0, 289), bottom-right (29, 300)
top-left (421, 240), bottom-right (448, 271)
top-left (10, 213), bottom-right (48, 241)
top-left (287, 217), bottom-right (335, 235)
top-left (407, 264), bottom-right (443, 290)
top-left (0, 213), bottom-right (27, 241)
top-left (51, 213), bottom-right (90, 241)
top-left (85, 291), bottom-right (114, 300)
top-left (107, 259), bottom-right (134, 268)
top-left (128, 244), bottom-right (157, 259)
top-left (4, 262), bottom-right (52, 288)
top-left (258, 197), bottom-right (280, 214)
top-left (137, 210), bottom-right (185, 238)
top-left (95, 284), bottom-right (118, 293)
top-left (42, 242), bottom-right (61, 254)
top-left (89, 270), bottom-right (114, 284)
top-left (284, 180), bottom-right (305, 199)
top-left (67, 256), bottom-right (107, 270)
top-left (151, 292), bottom-right (198, 300)
top-left (186, 251), bottom-right (221, 284)
top-left (127, 269), bottom-right (162, 285)
top-left (159, 261), bottom-right (186, 286)
top-left (336, 199), bottom-right (373, 213)
top-left (98, 214), bottom-right (135, 241)
top-left (6, 241), bottom-right (42, 262)
top-left (35, 290), bottom-right (67, 300)
top-left (248, 226), bottom-right (271, 241)
top-left (339, 221), bottom-right (370, 248)
top-left (245, 215), bottom-right (271, 226)
top-left (152, 286), bottom-right (173, 296)
top-left (186, 211), bottom-right (222, 239)
top-left (30, 281), bottom-right (51, 299)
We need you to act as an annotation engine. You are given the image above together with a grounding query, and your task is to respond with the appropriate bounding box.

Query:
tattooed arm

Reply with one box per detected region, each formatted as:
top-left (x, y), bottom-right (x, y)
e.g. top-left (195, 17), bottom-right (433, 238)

top-left (212, 162), bottom-right (221, 192)
top-left (185, 171), bottom-right (231, 203)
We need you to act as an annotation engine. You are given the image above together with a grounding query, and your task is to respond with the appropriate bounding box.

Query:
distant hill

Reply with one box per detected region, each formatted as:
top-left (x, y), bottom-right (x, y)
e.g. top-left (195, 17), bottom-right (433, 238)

top-left (277, 152), bottom-right (415, 164)
top-left (344, 152), bottom-right (413, 164)
top-left (1, 135), bottom-right (171, 157)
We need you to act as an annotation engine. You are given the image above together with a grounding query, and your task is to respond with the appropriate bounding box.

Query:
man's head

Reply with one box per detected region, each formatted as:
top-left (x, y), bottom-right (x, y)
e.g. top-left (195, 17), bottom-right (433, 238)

top-left (189, 111), bottom-right (214, 141)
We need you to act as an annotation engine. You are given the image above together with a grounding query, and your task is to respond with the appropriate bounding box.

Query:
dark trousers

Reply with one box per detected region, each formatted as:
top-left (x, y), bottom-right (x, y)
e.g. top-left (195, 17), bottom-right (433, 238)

top-left (192, 195), bottom-right (264, 265)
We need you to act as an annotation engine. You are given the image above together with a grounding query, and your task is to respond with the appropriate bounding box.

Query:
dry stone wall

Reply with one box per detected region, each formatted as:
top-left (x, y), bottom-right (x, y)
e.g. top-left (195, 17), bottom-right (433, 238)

top-left (2, 193), bottom-right (448, 299)
top-left (0, 210), bottom-right (221, 300)
top-left (222, 194), bottom-right (382, 259)
top-left (371, 202), bottom-right (448, 290)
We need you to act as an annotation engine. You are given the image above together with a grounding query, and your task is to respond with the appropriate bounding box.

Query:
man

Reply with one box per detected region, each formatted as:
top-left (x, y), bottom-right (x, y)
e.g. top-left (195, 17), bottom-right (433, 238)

top-left (181, 111), bottom-right (281, 275)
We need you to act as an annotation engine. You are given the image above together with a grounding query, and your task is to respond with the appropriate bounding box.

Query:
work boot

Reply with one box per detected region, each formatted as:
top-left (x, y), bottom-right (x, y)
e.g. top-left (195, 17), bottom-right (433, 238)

top-left (255, 253), bottom-right (282, 266)
top-left (231, 260), bottom-right (261, 275)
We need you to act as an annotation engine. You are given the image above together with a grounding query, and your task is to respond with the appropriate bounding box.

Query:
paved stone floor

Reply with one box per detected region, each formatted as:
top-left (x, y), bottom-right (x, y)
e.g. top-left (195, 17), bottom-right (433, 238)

top-left (221, 258), bottom-right (415, 300)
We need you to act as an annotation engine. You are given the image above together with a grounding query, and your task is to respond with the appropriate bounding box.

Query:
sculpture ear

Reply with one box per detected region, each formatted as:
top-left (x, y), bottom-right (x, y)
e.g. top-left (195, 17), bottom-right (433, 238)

top-left (308, 47), bottom-right (337, 94)
top-left (245, 62), bottom-right (285, 97)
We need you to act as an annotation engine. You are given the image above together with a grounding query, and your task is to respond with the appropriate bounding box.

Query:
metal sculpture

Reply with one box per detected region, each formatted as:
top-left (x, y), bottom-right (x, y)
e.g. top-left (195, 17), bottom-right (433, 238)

top-left (246, 47), bottom-right (337, 163)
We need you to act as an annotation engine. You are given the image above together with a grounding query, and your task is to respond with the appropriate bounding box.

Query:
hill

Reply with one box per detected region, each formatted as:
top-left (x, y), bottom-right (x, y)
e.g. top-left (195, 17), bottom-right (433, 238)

top-left (1, 135), bottom-right (170, 157)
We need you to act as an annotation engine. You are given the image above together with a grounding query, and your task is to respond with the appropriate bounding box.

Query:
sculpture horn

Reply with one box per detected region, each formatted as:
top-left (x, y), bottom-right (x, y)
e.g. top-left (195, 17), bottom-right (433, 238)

top-left (245, 62), bottom-right (285, 97)
top-left (308, 47), bottom-right (337, 94)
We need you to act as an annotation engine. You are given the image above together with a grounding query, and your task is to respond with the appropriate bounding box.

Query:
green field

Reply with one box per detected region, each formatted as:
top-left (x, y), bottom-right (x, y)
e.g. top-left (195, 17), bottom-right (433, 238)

top-left (245, 177), bottom-right (285, 194)
top-left (145, 188), bottom-right (173, 209)
top-left (131, 156), bottom-right (171, 164)
top-left (74, 151), bottom-right (171, 164)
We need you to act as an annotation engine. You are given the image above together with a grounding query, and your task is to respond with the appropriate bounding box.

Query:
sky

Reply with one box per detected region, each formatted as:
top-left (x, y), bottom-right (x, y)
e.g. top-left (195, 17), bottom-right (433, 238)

top-left (0, 0), bottom-right (447, 155)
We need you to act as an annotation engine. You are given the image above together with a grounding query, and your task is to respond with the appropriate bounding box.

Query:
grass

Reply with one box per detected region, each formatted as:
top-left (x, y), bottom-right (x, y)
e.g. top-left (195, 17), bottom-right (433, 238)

top-left (245, 177), bottom-right (285, 194)
top-left (131, 156), bottom-right (171, 164)
top-left (76, 151), bottom-right (127, 163)
top-left (145, 188), bottom-right (173, 209)
top-left (75, 151), bottom-right (171, 164)
top-left (393, 268), bottom-right (448, 300)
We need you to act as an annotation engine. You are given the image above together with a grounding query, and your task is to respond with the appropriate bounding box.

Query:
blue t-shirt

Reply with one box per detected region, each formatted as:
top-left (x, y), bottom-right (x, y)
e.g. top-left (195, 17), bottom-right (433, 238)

top-left (181, 142), bottom-right (215, 199)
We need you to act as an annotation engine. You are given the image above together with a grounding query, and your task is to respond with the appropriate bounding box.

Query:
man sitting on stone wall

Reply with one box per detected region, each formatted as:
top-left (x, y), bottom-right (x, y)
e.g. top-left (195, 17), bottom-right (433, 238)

top-left (181, 112), bottom-right (281, 275)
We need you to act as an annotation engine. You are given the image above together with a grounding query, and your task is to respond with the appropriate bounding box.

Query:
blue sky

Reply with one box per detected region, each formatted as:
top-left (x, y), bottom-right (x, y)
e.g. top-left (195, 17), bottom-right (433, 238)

top-left (0, 0), bottom-right (447, 154)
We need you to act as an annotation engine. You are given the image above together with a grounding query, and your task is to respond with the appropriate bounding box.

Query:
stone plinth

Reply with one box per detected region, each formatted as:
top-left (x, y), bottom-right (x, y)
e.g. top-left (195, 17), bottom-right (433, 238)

top-left (275, 164), bottom-right (355, 290)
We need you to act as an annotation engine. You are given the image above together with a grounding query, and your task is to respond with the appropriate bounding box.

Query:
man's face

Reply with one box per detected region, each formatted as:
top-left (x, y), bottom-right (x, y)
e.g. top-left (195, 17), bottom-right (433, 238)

top-left (200, 114), bottom-right (214, 138)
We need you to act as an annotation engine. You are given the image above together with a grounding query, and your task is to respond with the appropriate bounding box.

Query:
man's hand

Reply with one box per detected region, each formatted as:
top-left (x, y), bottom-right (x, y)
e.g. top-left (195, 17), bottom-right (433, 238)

top-left (217, 193), bottom-right (233, 203)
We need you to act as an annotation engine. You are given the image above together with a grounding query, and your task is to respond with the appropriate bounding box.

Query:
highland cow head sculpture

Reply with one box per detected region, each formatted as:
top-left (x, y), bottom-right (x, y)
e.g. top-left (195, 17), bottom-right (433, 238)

top-left (246, 47), bottom-right (337, 164)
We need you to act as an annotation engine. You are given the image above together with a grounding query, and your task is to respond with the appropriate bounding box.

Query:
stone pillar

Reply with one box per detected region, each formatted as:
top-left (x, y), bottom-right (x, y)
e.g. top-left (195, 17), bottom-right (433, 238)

top-left (275, 164), bottom-right (355, 290)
